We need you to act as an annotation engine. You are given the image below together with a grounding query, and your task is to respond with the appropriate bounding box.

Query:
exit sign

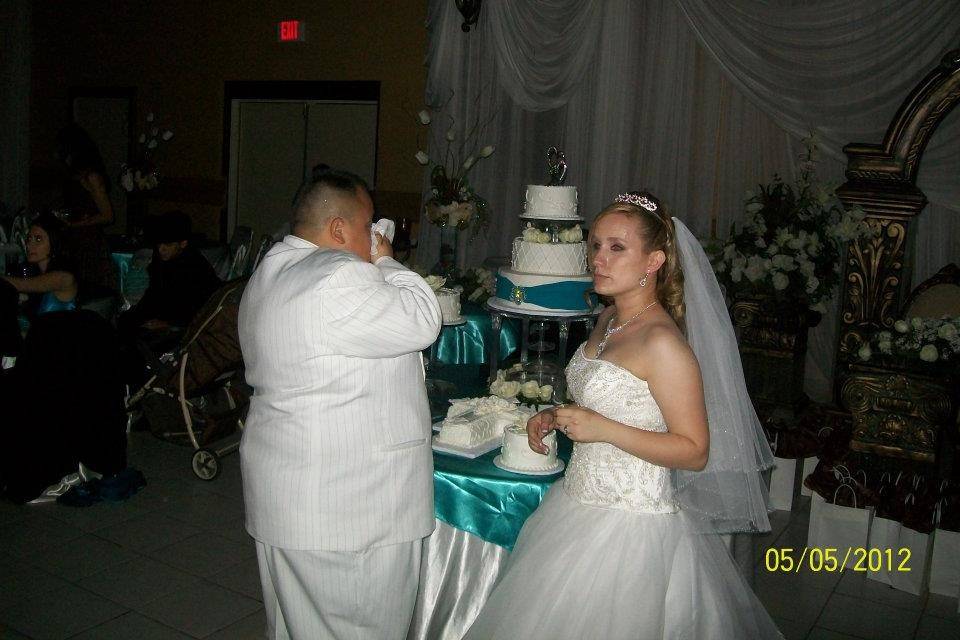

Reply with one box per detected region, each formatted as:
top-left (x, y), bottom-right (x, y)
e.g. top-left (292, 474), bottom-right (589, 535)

top-left (278, 20), bottom-right (305, 42)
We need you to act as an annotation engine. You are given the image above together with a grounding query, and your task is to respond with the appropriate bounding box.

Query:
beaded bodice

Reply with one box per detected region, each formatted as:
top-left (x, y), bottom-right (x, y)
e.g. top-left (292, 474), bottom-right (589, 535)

top-left (562, 343), bottom-right (678, 514)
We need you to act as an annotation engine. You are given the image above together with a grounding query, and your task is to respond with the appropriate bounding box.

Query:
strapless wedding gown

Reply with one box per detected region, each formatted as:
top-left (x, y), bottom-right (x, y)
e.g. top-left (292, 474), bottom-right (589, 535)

top-left (465, 344), bottom-right (783, 639)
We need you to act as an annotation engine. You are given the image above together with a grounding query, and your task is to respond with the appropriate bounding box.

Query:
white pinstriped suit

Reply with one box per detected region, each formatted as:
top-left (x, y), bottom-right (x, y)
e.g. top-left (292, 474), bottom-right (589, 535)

top-left (238, 235), bottom-right (442, 638)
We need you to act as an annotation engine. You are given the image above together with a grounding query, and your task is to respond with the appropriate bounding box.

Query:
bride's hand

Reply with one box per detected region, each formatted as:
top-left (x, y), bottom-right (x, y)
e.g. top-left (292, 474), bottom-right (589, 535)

top-left (554, 404), bottom-right (604, 442)
top-left (526, 410), bottom-right (556, 454)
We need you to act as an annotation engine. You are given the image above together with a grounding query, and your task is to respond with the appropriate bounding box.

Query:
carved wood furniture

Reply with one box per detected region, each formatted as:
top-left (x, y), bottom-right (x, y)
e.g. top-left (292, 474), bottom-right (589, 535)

top-left (833, 50), bottom-right (960, 473)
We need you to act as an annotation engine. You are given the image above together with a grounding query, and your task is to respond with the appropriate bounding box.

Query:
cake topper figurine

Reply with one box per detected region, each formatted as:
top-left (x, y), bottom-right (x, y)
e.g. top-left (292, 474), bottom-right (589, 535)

top-left (546, 146), bottom-right (567, 186)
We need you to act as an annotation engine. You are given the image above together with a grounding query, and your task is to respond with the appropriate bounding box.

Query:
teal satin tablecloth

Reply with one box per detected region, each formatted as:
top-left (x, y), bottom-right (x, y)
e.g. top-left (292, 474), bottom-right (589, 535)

top-left (433, 442), bottom-right (570, 551)
top-left (427, 365), bottom-right (569, 550)
top-left (434, 301), bottom-right (519, 365)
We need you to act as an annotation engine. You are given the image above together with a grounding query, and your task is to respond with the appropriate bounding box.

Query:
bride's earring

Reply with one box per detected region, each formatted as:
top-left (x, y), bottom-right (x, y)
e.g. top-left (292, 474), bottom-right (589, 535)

top-left (639, 272), bottom-right (649, 287)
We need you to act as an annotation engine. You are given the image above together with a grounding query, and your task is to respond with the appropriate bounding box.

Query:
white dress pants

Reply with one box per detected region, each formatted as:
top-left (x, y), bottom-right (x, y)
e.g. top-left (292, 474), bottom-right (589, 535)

top-left (256, 539), bottom-right (423, 640)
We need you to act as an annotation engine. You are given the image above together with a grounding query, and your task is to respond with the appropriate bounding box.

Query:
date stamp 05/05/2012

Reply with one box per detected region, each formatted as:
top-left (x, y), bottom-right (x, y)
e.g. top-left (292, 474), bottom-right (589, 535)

top-left (763, 547), bottom-right (912, 574)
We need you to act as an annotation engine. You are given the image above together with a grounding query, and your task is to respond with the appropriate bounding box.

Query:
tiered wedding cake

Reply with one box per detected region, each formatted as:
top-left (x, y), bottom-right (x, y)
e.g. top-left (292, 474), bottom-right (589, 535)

top-left (492, 184), bottom-right (595, 314)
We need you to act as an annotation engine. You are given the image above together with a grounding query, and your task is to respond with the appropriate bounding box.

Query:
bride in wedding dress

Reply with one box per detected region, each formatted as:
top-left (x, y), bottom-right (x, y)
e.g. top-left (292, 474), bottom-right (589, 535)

top-left (465, 192), bottom-right (783, 639)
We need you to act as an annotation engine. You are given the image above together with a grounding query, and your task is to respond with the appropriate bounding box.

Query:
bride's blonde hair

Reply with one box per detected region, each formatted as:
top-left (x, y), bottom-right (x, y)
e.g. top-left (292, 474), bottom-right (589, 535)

top-left (594, 191), bottom-right (685, 332)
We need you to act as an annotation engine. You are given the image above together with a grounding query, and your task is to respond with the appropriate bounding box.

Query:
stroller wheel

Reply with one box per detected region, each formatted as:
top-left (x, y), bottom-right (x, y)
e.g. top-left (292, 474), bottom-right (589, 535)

top-left (192, 448), bottom-right (221, 481)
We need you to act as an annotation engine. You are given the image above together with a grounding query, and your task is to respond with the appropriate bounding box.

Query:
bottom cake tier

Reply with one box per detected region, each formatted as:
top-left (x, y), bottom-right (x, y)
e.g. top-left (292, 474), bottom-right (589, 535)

top-left (493, 268), bottom-right (596, 313)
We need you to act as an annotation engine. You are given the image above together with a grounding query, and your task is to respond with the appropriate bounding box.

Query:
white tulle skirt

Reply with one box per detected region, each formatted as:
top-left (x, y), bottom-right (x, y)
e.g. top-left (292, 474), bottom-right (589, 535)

top-left (465, 482), bottom-right (783, 640)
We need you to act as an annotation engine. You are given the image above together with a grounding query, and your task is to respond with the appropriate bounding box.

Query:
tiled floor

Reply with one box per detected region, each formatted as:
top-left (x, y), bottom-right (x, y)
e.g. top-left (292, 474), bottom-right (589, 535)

top-left (0, 434), bottom-right (957, 639)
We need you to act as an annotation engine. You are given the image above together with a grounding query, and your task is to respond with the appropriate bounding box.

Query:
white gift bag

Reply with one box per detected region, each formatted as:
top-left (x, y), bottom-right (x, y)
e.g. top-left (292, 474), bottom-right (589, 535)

top-left (807, 483), bottom-right (873, 566)
top-left (866, 495), bottom-right (932, 596)
top-left (929, 499), bottom-right (960, 598)
top-left (769, 457), bottom-right (797, 511)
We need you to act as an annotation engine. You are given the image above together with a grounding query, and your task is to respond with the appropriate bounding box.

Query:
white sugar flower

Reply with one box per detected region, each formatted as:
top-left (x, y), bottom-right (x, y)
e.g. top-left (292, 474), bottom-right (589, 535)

top-left (445, 129), bottom-right (456, 142)
top-left (920, 344), bottom-right (939, 362)
top-left (894, 320), bottom-right (909, 333)
top-left (415, 151), bottom-right (430, 165)
top-left (857, 344), bottom-right (872, 361)
top-left (522, 224), bottom-right (540, 243)
top-left (938, 323), bottom-right (958, 340)
top-left (520, 380), bottom-right (540, 399)
top-left (910, 317), bottom-right (923, 330)
top-left (499, 381), bottom-right (521, 398)
top-left (479, 145), bottom-right (495, 158)
top-left (878, 340), bottom-right (892, 355)
top-left (424, 275), bottom-right (446, 291)
top-left (417, 110), bottom-right (431, 125)
top-left (462, 156), bottom-right (476, 171)
top-left (805, 276), bottom-right (819, 294)
top-left (161, 130), bottom-right (174, 141)
top-left (538, 385), bottom-right (554, 402)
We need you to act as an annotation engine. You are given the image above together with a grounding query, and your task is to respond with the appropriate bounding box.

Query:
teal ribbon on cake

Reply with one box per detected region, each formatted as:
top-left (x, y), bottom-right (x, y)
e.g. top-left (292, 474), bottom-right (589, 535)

top-left (432, 439), bottom-right (572, 550)
top-left (495, 276), bottom-right (596, 312)
top-left (434, 302), bottom-right (520, 365)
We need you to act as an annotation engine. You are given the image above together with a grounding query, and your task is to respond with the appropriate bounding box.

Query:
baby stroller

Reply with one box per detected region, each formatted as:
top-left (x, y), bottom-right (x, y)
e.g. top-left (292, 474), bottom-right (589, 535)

top-left (127, 277), bottom-right (250, 480)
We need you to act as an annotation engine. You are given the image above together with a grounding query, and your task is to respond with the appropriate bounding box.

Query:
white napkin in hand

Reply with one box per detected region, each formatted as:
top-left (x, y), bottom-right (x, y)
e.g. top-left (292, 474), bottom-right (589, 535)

top-left (370, 218), bottom-right (396, 259)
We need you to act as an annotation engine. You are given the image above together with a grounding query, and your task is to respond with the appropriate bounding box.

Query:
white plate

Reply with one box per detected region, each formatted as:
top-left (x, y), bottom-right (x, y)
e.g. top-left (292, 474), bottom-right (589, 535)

top-left (493, 455), bottom-right (565, 476)
top-left (431, 434), bottom-right (501, 459)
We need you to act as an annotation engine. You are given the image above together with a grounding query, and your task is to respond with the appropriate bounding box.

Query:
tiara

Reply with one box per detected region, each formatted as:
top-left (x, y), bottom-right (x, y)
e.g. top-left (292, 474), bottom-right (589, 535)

top-left (614, 193), bottom-right (658, 212)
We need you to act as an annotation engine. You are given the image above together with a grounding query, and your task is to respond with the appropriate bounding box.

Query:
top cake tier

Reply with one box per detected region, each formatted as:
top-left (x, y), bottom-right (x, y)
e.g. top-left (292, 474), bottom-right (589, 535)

top-left (521, 185), bottom-right (580, 220)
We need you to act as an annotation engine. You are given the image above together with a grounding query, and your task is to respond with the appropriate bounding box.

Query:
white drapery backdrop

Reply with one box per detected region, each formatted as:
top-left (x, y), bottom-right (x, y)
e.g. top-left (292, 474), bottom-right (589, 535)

top-left (419, 0), bottom-right (960, 401)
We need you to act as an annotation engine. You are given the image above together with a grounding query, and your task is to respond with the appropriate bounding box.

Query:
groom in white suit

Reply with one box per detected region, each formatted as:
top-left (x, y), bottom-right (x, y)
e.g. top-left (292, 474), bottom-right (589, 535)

top-left (238, 168), bottom-right (442, 639)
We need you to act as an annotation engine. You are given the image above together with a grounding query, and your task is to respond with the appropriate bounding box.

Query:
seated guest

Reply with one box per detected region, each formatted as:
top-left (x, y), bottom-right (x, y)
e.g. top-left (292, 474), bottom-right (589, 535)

top-left (118, 210), bottom-right (220, 347)
top-left (0, 309), bottom-right (129, 504)
top-left (0, 214), bottom-right (77, 317)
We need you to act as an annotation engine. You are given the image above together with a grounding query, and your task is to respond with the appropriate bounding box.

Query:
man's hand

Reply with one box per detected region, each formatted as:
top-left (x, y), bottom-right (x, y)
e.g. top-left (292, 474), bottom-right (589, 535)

top-left (526, 409), bottom-right (557, 454)
top-left (372, 232), bottom-right (394, 262)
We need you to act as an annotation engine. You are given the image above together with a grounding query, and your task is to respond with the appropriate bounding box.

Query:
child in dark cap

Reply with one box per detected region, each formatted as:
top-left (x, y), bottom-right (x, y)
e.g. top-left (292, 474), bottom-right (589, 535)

top-left (118, 211), bottom-right (220, 350)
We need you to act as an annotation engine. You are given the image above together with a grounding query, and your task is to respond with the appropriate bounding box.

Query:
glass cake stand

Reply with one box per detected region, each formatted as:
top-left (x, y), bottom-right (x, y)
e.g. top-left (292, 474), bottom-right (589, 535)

top-left (484, 300), bottom-right (600, 401)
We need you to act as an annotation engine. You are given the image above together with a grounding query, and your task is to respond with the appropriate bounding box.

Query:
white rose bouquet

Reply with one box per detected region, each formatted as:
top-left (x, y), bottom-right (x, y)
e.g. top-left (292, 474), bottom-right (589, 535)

top-left (858, 316), bottom-right (960, 367)
top-left (521, 223), bottom-right (583, 244)
top-left (707, 135), bottom-right (877, 314)
top-left (489, 366), bottom-right (555, 406)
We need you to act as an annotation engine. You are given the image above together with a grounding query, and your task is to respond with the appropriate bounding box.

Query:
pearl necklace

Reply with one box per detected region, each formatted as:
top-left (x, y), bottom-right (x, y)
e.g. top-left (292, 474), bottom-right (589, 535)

top-left (595, 301), bottom-right (658, 357)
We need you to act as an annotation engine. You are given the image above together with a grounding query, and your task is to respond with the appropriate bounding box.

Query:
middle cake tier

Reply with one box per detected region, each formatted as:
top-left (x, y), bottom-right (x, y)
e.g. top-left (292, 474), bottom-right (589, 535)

top-left (511, 238), bottom-right (588, 276)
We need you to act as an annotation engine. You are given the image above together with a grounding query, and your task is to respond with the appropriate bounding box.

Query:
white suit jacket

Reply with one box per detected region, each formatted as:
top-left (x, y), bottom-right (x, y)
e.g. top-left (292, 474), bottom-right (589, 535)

top-left (238, 235), bottom-right (442, 551)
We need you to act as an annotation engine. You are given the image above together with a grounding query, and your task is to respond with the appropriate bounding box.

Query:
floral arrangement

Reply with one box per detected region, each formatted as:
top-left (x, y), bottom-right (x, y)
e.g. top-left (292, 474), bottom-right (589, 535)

top-left (489, 365), bottom-right (554, 406)
top-left (120, 111), bottom-right (174, 193)
top-left (522, 223), bottom-right (583, 244)
top-left (708, 137), bottom-right (876, 313)
top-left (416, 267), bottom-right (495, 306)
top-left (413, 97), bottom-right (496, 231)
top-left (457, 267), bottom-right (496, 305)
top-left (858, 316), bottom-right (960, 365)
